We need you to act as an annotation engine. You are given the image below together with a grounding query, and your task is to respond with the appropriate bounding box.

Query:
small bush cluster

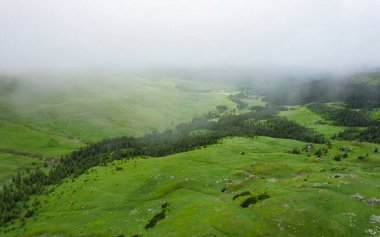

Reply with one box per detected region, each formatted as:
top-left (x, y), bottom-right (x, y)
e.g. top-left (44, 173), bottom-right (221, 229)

top-left (240, 193), bottom-right (270, 208)
top-left (145, 202), bottom-right (170, 229)
top-left (241, 197), bottom-right (257, 208)
top-left (288, 148), bottom-right (301, 154)
top-left (334, 155), bottom-right (341, 161)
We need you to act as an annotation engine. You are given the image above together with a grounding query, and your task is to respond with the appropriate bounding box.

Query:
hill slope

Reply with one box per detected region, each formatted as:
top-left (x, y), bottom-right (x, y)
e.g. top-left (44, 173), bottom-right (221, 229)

top-left (4, 137), bottom-right (379, 237)
top-left (0, 74), bottom-right (233, 184)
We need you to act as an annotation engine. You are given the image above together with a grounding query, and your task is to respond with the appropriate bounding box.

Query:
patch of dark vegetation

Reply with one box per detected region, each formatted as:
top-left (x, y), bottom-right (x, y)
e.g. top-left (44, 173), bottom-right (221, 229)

top-left (145, 202), bottom-right (170, 230)
top-left (241, 197), bottom-right (257, 208)
top-left (307, 103), bottom-right (379, 127)
top-left (257, 194), bottom-right (270, 200)
top-left (287, 148), bottom-right (301, 154)
top-left (333, 126), bottom-right (380, 144)
top-left (24, 209), bottom-right (34, 218)
top-left (246, 73), bottom-right (380, 110)
top-left (233, 191), bottom-right (251, 200)
top-left (161, 202), bottom-right (168, 209)
top-left (240, 193), bottom-right (270, 208)
top-left (228, 93), bottom-right (248, 110)
top-left (334, 155), bottom-right (341, 161)
top-left (130, 235), bottom-right (141, 237)
top-left (145, 210), bottom-right (166, 229)
top-left (315, 148), bottom-right (323, 158)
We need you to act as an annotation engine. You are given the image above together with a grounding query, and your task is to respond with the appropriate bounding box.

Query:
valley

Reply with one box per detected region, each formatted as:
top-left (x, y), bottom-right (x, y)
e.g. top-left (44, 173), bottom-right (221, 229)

top-left (0, 72), bottom-right (379, 237)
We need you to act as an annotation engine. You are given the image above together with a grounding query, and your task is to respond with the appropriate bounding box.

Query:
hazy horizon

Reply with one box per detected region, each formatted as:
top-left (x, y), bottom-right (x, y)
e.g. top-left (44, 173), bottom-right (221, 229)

top-left (1, 0), bottom-right (380, 75)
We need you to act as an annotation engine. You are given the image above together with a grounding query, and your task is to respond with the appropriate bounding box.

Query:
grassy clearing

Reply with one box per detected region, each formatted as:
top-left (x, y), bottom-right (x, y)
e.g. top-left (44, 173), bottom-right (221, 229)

top-left (4, 137), bottom-right (379, 236)
top-left (370, 108), bottom-right (380, 120)
top-left (279, 106), bottom-right (346, 138)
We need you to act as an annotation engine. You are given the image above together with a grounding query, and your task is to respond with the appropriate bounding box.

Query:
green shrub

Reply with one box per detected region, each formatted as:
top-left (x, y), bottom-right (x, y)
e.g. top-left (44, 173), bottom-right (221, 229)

top-left (334, 155), bottom-right (341, 161)
top-left (24, 209), bottom-right (34, 218)
top-left (241, 197), bottom-right (257, 208)
top-left (257, 194), bottom-right (270, 200)
top-left (145, 210), bottom-right (166, 229)
top-left (233, 191), bottom-right (251, 200)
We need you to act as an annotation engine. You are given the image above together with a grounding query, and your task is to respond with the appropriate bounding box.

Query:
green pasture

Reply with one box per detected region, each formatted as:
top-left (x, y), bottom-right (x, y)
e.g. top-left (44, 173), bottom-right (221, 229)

top-left (4, 137), bottom-right (379, 236)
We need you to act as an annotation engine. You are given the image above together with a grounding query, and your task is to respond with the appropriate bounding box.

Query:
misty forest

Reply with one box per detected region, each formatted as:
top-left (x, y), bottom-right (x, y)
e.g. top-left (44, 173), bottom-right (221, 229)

top-left (1, 1), bottom-right (380, 237)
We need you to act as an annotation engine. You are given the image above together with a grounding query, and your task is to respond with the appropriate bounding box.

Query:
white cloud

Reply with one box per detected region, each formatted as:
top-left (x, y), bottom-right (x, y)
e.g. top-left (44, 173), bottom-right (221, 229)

top-left (0, 0), bottom-right (379, 73)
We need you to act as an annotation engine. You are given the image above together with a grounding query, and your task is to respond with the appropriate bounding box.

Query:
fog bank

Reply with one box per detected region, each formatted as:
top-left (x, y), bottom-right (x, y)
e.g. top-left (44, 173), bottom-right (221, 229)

top-left (1, 0), bottom-right (380, 74)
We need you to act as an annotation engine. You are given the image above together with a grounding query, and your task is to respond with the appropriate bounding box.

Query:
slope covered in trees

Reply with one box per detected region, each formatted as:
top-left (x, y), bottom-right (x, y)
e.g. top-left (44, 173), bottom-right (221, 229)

top-left (0, 106), bottom-right (326, 226)
top-left (242, 71), bottom-right (380, 109)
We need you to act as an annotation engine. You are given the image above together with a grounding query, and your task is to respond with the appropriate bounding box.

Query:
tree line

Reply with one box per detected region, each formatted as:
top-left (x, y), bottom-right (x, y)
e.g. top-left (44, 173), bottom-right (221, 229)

top-left (0, 106), bottom-right (326, 227)
top-left (332, 126), bottom-right (380, 144)
top-left (242, 73), bottom-right (380, 110)
top-left (307, 103), bottom-right (380, 127)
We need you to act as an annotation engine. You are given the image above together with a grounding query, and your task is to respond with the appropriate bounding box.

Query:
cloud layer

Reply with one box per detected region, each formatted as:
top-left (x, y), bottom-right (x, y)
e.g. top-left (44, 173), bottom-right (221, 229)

top-left (1, 0), bottom-right (379, 73)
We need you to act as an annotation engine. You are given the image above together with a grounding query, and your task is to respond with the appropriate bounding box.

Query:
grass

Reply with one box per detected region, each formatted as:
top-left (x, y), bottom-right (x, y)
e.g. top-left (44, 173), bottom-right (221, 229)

top-left (241, 96), bottom-right (266, 108)
top-left (4, 137), bottom-right (379, 236)
top-left (370, 108), bottom-right (380, 120)
top-left (0, 75), bottom-right (233, 184)
top-left (0, 153), bottom-right (43, 184)
top-left (279, 106), bottom-right (346, 138)
top-left (1, 76), bottom-right (379, 236)
top-left (0, 75), bottom-right (234, 143)
top-left (0, 120), bottom-right (83, 157)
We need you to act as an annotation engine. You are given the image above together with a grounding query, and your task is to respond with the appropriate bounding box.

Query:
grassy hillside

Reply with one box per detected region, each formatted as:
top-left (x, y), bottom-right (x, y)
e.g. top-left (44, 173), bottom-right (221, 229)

top-left (0, 120), bottom-right (83, 157)
top-left (1, 73), bottom-right (380, 236)
top-left (0, 74), bottom-right (233, 184)
top-left (4, 137), bottom-right (379, 237)
top-left (0, 74), bottom-right (233, 143)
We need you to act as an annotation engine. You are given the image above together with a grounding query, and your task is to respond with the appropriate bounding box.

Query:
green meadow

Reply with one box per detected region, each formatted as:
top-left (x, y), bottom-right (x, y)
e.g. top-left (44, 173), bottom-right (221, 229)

top-left (1, 75), bottom-right (380, 237)
top-left (4, 137), bottom-right (379, 236)
top-left (0, 75), bottom-right (233, 183)
top-left (279, 106), bottom-right (346, 138)
top-left (0, 75), bottom-right (233, 143)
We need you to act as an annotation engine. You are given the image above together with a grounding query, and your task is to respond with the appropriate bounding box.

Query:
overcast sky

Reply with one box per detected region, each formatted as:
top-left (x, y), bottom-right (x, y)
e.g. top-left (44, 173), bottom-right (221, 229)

top-left (0, 0), bottom-right (379, 73)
